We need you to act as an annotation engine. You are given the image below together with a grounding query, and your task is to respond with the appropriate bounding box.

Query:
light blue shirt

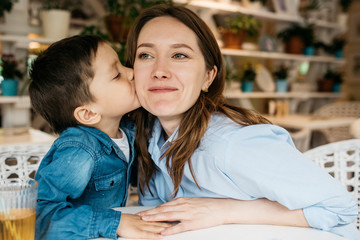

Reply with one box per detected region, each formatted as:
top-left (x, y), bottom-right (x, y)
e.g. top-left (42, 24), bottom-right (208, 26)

top-left (139, 113), bottom-right (359, 240)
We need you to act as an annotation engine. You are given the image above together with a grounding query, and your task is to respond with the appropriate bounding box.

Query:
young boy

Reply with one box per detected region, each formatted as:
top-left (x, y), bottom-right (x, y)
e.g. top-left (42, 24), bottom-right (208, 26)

top-left (29, 35), bottom-right (170, 240)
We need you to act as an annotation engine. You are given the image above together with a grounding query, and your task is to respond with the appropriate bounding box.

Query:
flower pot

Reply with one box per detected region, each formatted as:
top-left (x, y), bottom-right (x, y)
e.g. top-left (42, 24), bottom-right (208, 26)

top-left (1, 79), bottom-right (18, 96)
top-left (40, 9), bottom-right (71, 39)
top-left (105, 16), bottom-right (131, 42)
top-left (285, 37), bottom-right (304, 54)
top-left (275, 79), bottom-right (288, 92)
top-left (303, 46), bottom-right (315, 56)
top-left (241, 81), bottom-right (253, 92)
top-left (221, 29), bottom-right (246, 49)
top-left (332, 83), bottom-right (341, 92)
top-left (318, 78), bottom-right (334, 92)
top-left (335, 50), bottom-right (343, 59)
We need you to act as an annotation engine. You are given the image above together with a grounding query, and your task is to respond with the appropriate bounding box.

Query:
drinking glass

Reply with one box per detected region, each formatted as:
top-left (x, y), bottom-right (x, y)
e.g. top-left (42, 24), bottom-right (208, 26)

top-left (0, 178), bottom-right (38, 240)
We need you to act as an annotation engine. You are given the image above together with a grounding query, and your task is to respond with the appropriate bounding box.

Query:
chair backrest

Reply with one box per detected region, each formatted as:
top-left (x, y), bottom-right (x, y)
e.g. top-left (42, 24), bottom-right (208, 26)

top-left (0, 144), bottom-right (51, 180)
top-left (350, 119), bottom-right (360, 139)
top-left (290, 128), bottom-right (311, 152)
top-left (313, 101), bottom-right (360, 142)
top-left (304, 139), bottom-right (360, 229)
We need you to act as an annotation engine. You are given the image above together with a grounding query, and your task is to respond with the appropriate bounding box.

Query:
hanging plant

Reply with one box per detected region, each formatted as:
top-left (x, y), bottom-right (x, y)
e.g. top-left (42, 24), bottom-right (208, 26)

top-left (0, 0), bottom-right (18, 18)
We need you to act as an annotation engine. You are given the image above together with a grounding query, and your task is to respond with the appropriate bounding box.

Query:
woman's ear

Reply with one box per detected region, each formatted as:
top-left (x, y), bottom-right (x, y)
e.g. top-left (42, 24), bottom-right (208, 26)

top-left (74, 105), bottom-right (101, 126)
top-left (202, 65), bottom-right (217, 91)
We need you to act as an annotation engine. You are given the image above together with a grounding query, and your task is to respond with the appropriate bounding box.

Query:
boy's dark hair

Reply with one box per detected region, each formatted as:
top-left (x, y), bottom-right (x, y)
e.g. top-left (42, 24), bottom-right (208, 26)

top-left (29, 35), bottom-right (105, 134)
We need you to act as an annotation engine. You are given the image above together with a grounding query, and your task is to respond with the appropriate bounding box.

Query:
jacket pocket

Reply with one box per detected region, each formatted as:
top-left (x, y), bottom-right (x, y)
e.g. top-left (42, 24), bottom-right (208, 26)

top-left (94, 169), bottom-right (126, 191)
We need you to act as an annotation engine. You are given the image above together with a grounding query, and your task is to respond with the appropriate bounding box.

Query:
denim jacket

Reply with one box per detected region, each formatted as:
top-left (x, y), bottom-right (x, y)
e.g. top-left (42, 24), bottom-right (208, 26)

top-left (35, 119), bottom-right (136, 240)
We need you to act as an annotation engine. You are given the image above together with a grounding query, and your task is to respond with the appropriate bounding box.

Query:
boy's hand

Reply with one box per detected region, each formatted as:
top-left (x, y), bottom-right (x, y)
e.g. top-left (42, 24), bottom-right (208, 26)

top-left (117, 213), bottom-right (172, 239)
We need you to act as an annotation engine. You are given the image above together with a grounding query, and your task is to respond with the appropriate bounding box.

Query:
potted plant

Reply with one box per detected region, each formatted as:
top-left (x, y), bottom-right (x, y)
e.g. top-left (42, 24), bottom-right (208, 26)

top-left (331, 37), bottom-right (346, 58)
top-left (0, 0), bottom-right (17, 18)
top-left (318, 69), bottom-right (338, 92)
top-left (302, 24), bottom-right (315, 56)
top-left (332, 71), bottom-right (343, 92)
top-left (219, 15), bottom-right (262, 49)
top-left (240, 63), bottom-right (256, 92)
top-left (277, 24), bottom-right (314, 55)
top-left (104, 0), bottom-right (173, 43)
top-left (0, 54), bottom-right (23, 96)
top-left (39, 0), bottom-right (79, 39)
top-left (273, 65), bottom-right (288, 92)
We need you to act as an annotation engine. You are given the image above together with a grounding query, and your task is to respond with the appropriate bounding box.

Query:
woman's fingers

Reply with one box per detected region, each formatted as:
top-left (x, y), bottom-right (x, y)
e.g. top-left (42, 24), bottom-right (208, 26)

top-left (160, 222), bottom-right (193, 236)
top-left (142, 210), bottom-right (187, 222)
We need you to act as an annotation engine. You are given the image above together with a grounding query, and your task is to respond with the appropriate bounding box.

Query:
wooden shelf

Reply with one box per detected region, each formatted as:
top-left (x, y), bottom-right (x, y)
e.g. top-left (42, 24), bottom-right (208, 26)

top-left (224, 90), bottom-right (343, 99)
top-left (174, 0), bottom-right (343, 30)
top-left (221, 49), bottom-right (345, 64)
top-left (0, 35), bottom-right (55, 49)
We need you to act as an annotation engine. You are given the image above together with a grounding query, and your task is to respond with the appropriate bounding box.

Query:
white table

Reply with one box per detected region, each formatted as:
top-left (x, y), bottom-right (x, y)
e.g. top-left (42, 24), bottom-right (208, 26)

top-left (0, 128), bottom-right (56, 145)
top-left (265, 114), bottom-right (356, 130)
top-left (93, 206), bottom-right (347, 240)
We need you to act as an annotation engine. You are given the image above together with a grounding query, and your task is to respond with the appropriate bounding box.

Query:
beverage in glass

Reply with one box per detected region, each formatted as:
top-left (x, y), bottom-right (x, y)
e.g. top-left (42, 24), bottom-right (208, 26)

top-left (0, 178), bottom-right (38, 240)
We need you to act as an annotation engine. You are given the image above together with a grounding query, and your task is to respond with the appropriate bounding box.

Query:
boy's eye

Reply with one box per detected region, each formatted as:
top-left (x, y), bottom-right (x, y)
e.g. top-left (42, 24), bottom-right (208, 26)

top-left (113, 73), bottom-right (121, 80)
top-left (138, 53), bottom-right (152, 59)
top-left (173, 53), bottom-right (187, 59)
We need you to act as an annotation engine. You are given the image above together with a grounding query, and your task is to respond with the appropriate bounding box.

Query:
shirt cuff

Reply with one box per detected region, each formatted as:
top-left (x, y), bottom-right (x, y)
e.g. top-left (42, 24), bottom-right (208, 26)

top-left (90, 209), bottom-right (121, 239)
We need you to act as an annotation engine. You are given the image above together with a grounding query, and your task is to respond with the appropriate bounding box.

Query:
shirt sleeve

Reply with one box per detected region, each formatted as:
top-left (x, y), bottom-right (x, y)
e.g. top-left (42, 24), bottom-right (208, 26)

top-left (220, 124), bottom-right (358, 231)
top-left (35, 145), bottom-right (121, 240)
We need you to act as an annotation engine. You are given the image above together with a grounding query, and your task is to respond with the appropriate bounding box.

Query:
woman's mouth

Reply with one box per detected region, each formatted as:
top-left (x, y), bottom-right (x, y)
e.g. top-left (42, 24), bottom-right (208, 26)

top-left (149, 86), bottom-right (177, 93)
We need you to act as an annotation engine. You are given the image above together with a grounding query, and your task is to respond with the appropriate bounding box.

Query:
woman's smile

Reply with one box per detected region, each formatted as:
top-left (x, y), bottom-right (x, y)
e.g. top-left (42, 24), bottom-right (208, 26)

top-left (149, 86), bottom-right (178, 93)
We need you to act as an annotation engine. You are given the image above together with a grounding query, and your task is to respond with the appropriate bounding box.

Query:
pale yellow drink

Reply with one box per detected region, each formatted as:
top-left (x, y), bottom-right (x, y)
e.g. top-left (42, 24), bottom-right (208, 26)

top-left (0, 179), bottom-right (38, 240)
top-left (0, 208), bottom-right (36, 240)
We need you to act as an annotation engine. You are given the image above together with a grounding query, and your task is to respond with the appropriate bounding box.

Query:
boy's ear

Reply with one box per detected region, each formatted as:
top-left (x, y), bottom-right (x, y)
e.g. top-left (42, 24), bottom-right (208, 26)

top-left (74, 105), bottom-right (101, 126)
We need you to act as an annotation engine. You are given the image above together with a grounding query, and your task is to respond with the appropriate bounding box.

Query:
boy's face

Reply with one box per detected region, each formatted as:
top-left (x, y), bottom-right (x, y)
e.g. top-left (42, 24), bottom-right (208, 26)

top-left (89, 43), bottom-right (140, 119)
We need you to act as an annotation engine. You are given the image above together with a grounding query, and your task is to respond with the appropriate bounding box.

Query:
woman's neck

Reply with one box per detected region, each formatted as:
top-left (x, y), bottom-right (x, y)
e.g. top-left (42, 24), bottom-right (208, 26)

top-left (158, 116), bottom-right (181, 139)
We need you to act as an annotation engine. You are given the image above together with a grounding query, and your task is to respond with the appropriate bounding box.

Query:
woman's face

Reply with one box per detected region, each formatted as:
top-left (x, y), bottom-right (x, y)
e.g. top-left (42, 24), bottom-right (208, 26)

top-left (134, 16), bottom-right (216, 125)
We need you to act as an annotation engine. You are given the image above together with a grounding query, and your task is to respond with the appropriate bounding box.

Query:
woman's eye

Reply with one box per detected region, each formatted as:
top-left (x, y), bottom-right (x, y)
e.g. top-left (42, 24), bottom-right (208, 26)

top-left (138, 53), bottom-right (152, 59)
top-left (173, 53), bottom-right (187, 59)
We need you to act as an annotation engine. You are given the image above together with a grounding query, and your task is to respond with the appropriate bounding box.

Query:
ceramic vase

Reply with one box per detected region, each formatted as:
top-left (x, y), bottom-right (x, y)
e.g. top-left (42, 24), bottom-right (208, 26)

top-left (241, 81), bottom-right (253, 92)
top-left (1, 79), bottom-right (18, 96)
top-left (275, 79), bottom-right (288, 92)
top-left (40, 9), bottom-right (71, 39)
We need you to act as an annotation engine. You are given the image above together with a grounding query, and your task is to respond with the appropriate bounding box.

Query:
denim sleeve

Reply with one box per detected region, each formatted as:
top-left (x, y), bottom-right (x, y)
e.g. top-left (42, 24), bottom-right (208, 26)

top-left (35, 145), bottom-right (121, 239)
top-left (220, 125), bottom-right (358, 237)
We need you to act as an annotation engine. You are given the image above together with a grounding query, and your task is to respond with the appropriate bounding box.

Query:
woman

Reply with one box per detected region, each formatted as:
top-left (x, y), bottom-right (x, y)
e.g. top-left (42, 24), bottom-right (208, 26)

top-left (126, 5), bottom-right (359, 240)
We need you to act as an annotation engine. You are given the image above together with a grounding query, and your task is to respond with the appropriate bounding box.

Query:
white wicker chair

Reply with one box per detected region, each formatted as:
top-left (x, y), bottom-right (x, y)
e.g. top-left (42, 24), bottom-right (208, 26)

top-left (313, 101), bottom-right (360, 143)
top-left (304, 139), bottom-right (360, 229)
top-left (0, 144), bottom-right (51, 180)
top-left (350, 118), bottom-right (360, 139)
top-left (290, 128), bottom-right (312, 152)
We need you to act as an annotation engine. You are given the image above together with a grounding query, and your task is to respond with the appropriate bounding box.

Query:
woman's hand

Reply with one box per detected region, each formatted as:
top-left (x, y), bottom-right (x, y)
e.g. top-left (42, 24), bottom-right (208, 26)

top-left (137, 197), bottom-right (231, 236)
top-left (117, 213), bottom-right (172, 239)
top-left (138, 197), bottom-right (309, 236)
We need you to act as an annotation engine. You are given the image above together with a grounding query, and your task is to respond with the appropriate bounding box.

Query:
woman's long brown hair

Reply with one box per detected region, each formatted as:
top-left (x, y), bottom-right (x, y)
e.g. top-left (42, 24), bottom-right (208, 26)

top-left (126, 5), bottom-right (271, 197)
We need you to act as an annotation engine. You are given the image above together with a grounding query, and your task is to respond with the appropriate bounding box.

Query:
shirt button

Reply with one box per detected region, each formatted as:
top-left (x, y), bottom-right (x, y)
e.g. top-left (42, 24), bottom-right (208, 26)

top-left (110, 180), bottom-right (114, 186)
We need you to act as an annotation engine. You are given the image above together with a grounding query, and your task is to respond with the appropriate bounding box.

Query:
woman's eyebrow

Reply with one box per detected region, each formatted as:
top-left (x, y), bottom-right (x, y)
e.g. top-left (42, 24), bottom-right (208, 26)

top-left (171, 43), bottom-right (193, 51)
top-left (137, 43), bottom-right (154, 49)
top-left (137, 43), bottom-right (193, 51)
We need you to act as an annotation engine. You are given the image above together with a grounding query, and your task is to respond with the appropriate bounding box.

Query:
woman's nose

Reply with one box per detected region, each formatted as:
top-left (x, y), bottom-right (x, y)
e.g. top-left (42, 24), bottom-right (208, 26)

top-left (152, 59), bottom-right (170, 80)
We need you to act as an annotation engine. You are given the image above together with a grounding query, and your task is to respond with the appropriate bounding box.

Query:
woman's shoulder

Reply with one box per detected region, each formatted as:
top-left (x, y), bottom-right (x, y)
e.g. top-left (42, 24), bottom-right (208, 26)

top-left (207, 113), bottom-right (291, 142)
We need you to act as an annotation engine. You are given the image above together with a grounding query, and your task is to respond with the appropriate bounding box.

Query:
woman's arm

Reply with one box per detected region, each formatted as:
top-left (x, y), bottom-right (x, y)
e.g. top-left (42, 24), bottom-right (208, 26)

top-left (138, 197), bottom-right (309, 236)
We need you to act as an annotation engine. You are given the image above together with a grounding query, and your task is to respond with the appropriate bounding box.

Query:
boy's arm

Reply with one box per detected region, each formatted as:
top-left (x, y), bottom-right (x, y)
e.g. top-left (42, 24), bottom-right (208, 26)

top-left (35, 146), bottom-right (120, 240)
